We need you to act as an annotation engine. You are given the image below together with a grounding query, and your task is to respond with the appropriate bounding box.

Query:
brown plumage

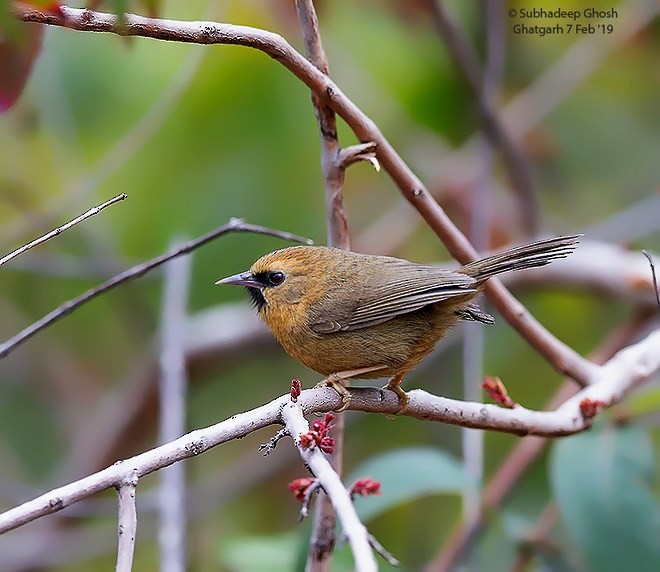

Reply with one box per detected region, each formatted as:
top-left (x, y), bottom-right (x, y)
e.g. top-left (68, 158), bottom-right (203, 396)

top-left (216, 235), bottom-right (580, 411)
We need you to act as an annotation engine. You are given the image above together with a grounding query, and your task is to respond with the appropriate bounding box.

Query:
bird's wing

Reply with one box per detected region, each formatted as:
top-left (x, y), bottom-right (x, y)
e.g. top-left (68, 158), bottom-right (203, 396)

top-left (310, 259), bottom-right (477, 334)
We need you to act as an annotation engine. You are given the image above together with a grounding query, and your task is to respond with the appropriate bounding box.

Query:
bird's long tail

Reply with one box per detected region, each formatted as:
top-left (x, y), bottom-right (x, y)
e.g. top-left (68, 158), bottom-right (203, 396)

top-left (459, 234), bottom-right (581, 282)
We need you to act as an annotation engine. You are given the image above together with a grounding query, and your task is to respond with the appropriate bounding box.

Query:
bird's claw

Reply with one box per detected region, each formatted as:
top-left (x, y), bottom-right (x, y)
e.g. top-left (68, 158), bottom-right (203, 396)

top-left (382, 381), bottom-right (409, 415)
top-left (315, 375), bottom-right (352, 412)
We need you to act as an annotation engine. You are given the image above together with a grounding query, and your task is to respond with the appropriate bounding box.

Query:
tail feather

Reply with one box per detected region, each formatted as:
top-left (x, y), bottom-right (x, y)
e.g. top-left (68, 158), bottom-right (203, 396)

top-left (459, 235), bottom-right (581, 282)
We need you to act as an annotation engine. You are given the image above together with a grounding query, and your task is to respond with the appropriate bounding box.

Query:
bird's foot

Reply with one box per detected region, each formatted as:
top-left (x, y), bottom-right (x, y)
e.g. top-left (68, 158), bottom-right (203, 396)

top-left (382, 379), bottom-right (409, 415)
top-left (315, 374), bottom-right (352, 412)
top-left (315, 365), bottom-right (387, 412)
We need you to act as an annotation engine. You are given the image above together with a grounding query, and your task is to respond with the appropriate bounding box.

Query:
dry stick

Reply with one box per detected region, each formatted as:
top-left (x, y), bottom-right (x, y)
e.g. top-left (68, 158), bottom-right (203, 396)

top-left (13, 6), bottom-right (595, 387)
top-left (294, 1), bottom-right (350, 569)
top-left (0, 193), bottom-right (127, 267)
top-left (0, 218), bottom-right (311, 360)
top-left (425, 0), bottom-right (537, 233)
top-left (158, 244), bottom-right (191, 572)
top-left (427, 312), bottom-right (655, 572)
top-left (1, 326), bottom-right (659, 536)
top-left (115, 472), bottom-right (138, 572)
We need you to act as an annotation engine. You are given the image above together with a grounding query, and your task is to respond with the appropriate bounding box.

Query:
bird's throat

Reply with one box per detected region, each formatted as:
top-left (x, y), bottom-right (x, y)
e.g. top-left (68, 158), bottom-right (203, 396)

top-left (245, 286), bottom-right (266, 311)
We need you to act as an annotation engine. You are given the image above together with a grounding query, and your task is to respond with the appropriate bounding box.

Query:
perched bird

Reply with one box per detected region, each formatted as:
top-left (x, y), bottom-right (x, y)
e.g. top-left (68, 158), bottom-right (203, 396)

top-left (216, 235), bottom-right (580, 412)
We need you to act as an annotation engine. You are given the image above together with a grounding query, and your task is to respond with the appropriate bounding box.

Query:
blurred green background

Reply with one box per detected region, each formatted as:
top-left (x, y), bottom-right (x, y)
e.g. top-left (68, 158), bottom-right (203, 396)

top-left (0, 0), bottom-right (659, 570)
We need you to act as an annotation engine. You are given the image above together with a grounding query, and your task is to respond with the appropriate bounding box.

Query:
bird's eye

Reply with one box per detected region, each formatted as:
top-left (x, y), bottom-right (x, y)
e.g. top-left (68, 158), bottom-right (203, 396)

top-left (267, 271), bottom-right (286, 286)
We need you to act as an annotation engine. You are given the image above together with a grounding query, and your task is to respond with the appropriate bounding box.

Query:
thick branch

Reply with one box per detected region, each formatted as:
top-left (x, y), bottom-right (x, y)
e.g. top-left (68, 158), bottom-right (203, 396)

top-left (0, 328), bottom-right (657, 535)
top-left (12, 3), bottom-right (594, 386)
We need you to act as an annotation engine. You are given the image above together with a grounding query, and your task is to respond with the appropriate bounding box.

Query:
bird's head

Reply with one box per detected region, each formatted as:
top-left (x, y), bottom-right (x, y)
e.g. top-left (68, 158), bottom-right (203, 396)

top-left (216, 246), bottom-right (337, 313)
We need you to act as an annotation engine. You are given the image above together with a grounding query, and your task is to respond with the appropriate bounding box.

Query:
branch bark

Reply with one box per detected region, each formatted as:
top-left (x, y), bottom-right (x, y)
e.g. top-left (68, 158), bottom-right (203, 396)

top-left (1, 327), bottom-right (657, 536)
top-left (115, 472), bottom-right (138, 572)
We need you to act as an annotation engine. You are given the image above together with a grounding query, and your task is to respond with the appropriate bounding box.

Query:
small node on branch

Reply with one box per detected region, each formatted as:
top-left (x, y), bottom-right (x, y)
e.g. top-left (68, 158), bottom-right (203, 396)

top-left (482, 376), bottom-right (517, 409)
top-left (337, 142), bottom-right (380, 172)
top-left (579, 398), bottom-right (605, 420)
top-left (259, 428), bottom-right (289, 456)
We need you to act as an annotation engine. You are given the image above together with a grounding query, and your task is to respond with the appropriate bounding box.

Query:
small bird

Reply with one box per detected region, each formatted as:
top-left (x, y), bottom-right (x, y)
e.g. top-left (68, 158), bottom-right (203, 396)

top-left (216, 235), bottom-right (580, 412)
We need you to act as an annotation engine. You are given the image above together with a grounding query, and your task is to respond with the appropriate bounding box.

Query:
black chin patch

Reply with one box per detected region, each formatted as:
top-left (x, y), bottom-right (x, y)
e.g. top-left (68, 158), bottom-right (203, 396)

top-left (245, 286), bottom-right (266, 311)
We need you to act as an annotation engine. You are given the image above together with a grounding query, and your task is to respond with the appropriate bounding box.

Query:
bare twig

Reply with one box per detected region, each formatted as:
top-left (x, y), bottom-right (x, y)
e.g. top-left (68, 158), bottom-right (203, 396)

top-left (281, 402), bottom-right (377, 572)
top-left (158, 244), bottom-right (191, 572)
top-left (295, 0), bottom-right (352, 250)
top-left (642, 250), bottom-right (660, 309)
top-left (1, 327), bottom-right (658, 537)
top-left (115, 472), bottom-right (138, 572)
top-left (299, 479), bottom-right (322, 521)
top-left (0, 194), bottom-right (127, 268)
top-left (0, 218), bottom-right (311, 359)
top-left (367, 532), bottom-right (400, 567)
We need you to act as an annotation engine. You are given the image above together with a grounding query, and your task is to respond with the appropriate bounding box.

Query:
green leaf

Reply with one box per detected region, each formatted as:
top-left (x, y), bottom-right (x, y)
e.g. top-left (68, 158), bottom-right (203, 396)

top-left (550, 425), bottom-right (660, 572)
top-left (218, 533), bottom-right (298, 572)
top-left (346, 447), bottom-right (467, 523)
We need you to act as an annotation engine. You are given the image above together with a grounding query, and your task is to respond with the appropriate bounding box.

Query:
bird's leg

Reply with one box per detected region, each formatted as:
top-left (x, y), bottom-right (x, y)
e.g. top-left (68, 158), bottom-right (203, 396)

top-left (315, 365), bottom-right (386, 412)
top-left (382, 373), bottom-right (408, 414)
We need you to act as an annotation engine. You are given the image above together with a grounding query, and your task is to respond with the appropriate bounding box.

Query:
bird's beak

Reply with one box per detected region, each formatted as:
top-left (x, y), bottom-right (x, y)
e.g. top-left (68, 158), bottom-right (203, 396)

top-left (215, 271), bottom-right (261, 288)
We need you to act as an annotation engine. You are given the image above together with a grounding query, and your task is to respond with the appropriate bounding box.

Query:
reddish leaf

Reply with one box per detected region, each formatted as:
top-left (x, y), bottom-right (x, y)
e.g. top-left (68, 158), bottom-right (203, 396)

top-left (0, 23), bottom-right (44, 112)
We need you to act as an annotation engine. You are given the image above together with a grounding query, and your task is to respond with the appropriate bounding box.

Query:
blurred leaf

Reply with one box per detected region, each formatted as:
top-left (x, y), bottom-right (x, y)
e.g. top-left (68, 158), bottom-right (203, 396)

top-left (624, 387), bottom-right (660, 420)
top-left (140, 0), bottom-right (161, 18)
top-left (218, 533), bottom-right (298, 572)
top-left (110, 0), bottom-right (128, 26)
top-left (0, 22), bottom-right (43, 112)
top-left (550, 425), bottom-right (660, 572)
top-left (346, 447), bottom-right (466, 522)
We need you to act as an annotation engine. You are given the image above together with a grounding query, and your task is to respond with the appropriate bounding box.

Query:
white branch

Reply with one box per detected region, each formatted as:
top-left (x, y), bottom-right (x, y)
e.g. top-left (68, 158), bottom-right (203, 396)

top-left (0, 329), bottom-right (657, 536)
top-left (281, 402), bottom-right (377, 572)
top-left (115, 472), bottom-right (138, 572)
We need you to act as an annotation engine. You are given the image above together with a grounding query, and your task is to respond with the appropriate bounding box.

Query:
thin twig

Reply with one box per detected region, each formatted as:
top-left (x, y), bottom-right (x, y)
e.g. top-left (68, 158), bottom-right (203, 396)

top-left (115, 472), bottom-right (138, 572)
top-left (158, 243), bottom-right (191, 572)
top-left (367, 532), bottom-right (400, 567)
top-left (0, 218), bottom-right (311, 360)
top-left (0, 194), bottom-right (127, 268)
top-left (12, 4), bottom-right (597, 388)
top-left (642, 250), bottom-right (660, 309)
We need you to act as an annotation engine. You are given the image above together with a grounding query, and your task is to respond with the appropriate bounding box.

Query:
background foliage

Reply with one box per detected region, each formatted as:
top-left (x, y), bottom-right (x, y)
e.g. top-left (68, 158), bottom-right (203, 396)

top-left (0, 0), bottom-right (659, 570)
